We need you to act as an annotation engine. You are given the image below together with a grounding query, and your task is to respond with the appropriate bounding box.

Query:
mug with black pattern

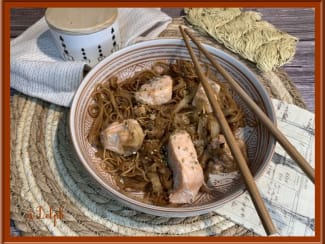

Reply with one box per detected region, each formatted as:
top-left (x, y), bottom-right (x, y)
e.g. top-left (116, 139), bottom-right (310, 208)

top-left (45, 8), bottom-right (120, 67)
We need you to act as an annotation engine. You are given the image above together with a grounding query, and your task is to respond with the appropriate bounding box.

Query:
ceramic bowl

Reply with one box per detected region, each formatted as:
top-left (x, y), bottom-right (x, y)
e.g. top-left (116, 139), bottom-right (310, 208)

top-left (69, 39), bottom-right (276, 217)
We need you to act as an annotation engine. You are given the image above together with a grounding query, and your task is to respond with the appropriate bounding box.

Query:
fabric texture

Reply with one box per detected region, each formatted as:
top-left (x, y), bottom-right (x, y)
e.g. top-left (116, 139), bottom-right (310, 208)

top-left (10, 8), bottom-right (172, 107)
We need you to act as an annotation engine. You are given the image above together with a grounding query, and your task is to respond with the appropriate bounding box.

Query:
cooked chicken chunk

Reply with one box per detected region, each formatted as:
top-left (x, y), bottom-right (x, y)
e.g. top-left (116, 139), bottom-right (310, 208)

top-left (135, 75), bottom-right (173, 105)
top-left (167, 130), bottom-right (204, 204)
top-left (100, 119), bottom-right (145, 156)
top-left (192, 80), bottom-right (221, 113)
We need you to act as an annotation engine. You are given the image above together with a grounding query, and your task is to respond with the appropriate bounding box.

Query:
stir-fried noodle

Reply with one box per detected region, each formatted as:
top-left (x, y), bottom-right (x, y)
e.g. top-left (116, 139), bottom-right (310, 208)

top-left (87, 60), bottom-right (245, 205)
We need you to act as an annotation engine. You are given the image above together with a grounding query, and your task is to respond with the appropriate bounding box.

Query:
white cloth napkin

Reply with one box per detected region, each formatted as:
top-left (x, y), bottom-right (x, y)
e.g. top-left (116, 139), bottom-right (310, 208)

top-left (10, 8), bottom-right (172, 107)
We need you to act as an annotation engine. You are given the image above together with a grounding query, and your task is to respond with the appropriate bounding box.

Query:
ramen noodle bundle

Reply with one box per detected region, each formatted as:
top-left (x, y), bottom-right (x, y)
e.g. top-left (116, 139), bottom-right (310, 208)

top-left (185, 8), bottom-right (298, 71)
top-left (87, 60), bottom-right (247, 205)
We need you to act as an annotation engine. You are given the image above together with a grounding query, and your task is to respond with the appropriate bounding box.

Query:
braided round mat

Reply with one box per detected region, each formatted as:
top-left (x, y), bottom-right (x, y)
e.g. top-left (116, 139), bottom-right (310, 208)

top-left (10, 18), bottom-right (305, 236)
top-left (11, 94), bottom-right (256, 236)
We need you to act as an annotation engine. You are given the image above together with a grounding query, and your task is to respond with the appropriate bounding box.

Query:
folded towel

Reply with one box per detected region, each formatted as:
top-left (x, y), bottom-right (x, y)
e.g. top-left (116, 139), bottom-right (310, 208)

top-left (10, 8), bottom-right (172, 107)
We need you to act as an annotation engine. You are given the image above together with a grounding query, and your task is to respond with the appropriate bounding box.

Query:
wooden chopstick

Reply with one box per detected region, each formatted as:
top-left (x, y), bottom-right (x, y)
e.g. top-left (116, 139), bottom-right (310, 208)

top-left (182, 27), bottom-right (315, 184)
top-left (179, 26), bottom-right (278, 236)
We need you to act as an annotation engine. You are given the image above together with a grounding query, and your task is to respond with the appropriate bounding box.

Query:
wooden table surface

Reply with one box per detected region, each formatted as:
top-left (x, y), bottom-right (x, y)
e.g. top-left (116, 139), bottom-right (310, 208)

top-left (10, 8), bottom-right (315, 112)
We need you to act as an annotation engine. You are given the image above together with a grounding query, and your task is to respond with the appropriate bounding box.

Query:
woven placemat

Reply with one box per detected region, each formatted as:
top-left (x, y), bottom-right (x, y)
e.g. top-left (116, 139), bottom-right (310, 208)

top-left (10, 18), bottom-right (306, 236)
top-left (10, 94), bottom-right (256, 236)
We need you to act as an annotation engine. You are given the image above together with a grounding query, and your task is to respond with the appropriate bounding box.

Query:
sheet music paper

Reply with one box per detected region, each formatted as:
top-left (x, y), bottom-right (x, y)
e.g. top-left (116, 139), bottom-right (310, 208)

top-left (214, 99), bottom-right (315, 236)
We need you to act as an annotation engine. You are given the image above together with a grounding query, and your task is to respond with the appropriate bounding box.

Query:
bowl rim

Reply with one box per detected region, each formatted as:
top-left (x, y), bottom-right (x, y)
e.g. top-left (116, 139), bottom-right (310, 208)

top-left (69, 38), bottom-right (277, 217)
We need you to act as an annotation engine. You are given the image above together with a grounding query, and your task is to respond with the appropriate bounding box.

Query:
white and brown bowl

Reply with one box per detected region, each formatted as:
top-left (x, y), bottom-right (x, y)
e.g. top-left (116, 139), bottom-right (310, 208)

top-left (69, 39), bottom-right (276, 217)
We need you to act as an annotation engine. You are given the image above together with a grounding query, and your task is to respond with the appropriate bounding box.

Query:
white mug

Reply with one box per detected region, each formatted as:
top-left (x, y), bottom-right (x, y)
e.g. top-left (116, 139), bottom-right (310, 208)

top-left (45, 8), bottom-right (120, 67)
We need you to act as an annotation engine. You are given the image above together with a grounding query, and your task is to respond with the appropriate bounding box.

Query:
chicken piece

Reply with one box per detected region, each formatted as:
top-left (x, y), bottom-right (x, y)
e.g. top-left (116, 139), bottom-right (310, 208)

top-left (192, 80), bottom-right (221, 113)
top-left (100, 119), bottom-right (145, 156)
top-left (167, 130), bottom-right (204, 204)
top-left (135, 75), bottom-right (173, 105)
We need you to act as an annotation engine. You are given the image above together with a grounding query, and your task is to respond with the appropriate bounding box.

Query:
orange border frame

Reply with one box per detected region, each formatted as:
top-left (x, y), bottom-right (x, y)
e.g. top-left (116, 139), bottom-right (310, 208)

top-left (2, 1), bottom-right (323, 244)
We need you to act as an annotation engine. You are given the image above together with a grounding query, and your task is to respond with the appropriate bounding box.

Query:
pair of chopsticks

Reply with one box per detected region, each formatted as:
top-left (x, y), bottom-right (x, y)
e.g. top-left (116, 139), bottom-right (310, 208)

top-left (179, 26), bottom-right (315, 236)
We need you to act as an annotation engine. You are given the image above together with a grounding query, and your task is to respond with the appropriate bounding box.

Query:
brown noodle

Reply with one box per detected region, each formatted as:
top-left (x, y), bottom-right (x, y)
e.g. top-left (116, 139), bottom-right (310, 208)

top-left (87, 60), bottom-right (245, 205)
